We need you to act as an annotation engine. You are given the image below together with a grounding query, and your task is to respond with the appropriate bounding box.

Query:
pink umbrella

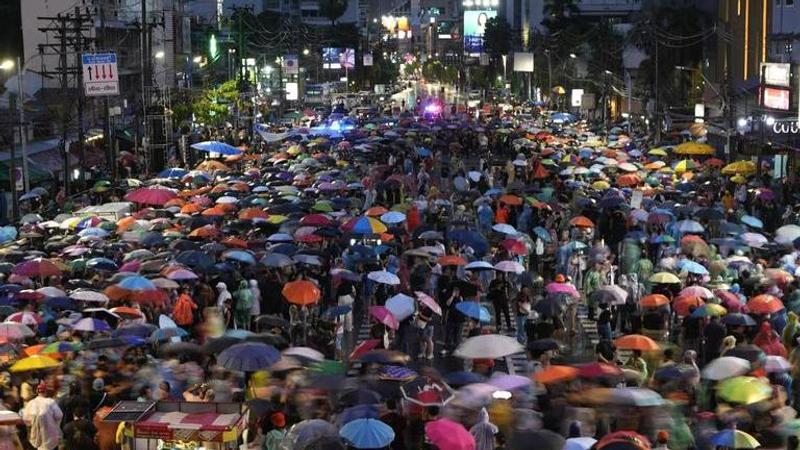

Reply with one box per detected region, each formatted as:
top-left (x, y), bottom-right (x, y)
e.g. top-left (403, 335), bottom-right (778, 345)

top-left (415, 291), bottom-right (442, 315)
top-left (369, 306), bottom-right (399, 330)
top-left (165, 269), bottom-right (199, 280)
top-left (715, 290), bottom-right (743, 313)
top-left (6, 311), bottom-right (43, 326)
top-left (12, 258), bottom-right (62, 278)
top-left (545, 282), bottom-right (580, 298)
top-left (118, 261), bottom-right (141, 273)
top-left (494, 260), bottom-right (525, 274)
top-left (425, 418), bottom-right (476, 450)
top-left (680, 285), bottom-right (714, 299)
top-left (124, 186), bottom-right (178, 206)
top-left (349, 339), bottom-right (381, 360)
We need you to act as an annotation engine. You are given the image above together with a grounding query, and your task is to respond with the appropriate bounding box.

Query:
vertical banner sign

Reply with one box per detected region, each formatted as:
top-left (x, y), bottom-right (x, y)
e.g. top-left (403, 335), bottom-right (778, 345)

top-left (13, 168), bottom-right (23, 192)
top-left (283, 55), bottom-right (299, 75)
top-left (81, 53), bottom-right (119, 96)
top-left (363, 53), bottom-right (373, 66)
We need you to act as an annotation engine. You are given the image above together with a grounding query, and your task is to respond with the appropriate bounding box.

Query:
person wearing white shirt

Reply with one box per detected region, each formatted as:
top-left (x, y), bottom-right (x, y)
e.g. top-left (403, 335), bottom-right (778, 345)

top-left (22, 384), bottom-right (63, 450)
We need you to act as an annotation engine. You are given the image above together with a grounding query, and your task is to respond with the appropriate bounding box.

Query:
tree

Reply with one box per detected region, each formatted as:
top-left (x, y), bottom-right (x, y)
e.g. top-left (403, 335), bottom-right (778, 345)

top-left (483, 17), bottom-right (512, 60)
top-left (542, 0), bottom-right (579, 29)
top-left (319, 0), bottom-right (348, 26)
top-left (192, 80), bottom-right (240, 126)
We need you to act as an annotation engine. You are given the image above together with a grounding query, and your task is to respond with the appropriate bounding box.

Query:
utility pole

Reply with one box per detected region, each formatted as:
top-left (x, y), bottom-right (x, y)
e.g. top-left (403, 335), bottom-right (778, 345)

top-left (37, 9), bottom-right (94, 196)
top-left (100, 4), bottom-right (114, 180)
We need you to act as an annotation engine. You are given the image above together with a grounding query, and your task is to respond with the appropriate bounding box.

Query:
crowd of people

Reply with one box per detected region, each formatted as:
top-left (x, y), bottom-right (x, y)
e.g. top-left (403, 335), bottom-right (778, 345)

top-left (0, 106), bottom-right (799, 450)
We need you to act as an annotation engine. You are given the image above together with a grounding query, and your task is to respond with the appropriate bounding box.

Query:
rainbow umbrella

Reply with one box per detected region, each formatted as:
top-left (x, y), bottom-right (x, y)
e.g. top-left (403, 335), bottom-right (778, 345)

top-left (341, 216), bottom-right (387, 234)
top-left (710, 429), bottom-right (760, 449)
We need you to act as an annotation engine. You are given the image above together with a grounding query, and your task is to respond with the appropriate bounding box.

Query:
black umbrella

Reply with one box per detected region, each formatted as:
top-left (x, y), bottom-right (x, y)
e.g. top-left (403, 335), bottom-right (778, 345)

top-left (175, 250), bottom-right (215, 271)
top-left (245, 333), bottom-right (289, 349)
top-left (112, 324), bottom-right (157, 338)
top-left (509, 429), bottom-right (565, 450)
top-left (170, 239), bottom-right (202, 251)
top-left (528, 338), bottom-right (561, 352)
top-left (533, 296), bottom-right (567, 317)
top-left (338, 388), bottom-right (382, 405)
top-left (159, 342), bottom-right (204, 359)
top-left (202, 336), bottom-right (243, 354)
top-left (725, 344), bottom-right (765, 363)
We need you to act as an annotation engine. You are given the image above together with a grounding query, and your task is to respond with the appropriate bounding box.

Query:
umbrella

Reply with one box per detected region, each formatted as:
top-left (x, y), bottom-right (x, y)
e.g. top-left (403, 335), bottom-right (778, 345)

top-left (415, 291), bottom-right (442, 315)
top-left (124, 186), bottom-right (178, 206)
top-left (367, 271), bottom-right (400, 285)
top-left (564, 437), bottom-right (597, 450)
top-left (341, 216), bottom-right (387, 234)
top-left (282, 419), bottom-right (339, 450)
top-left (710, 429), bottom-right (760, 449)
top-left (488, 373), bottom-right (531, 391)
top-left (191, 141), bottom-right (243, 155)
top-left (12, 258), bottom-right (61, 277)
top-left (582, 387), bottom-right (665, 407)
top-left (765, 355), bottom-right (791, 373)
top-left (339, 419), bottom-right (395, 449)
top-left (545, 282), bottom-right (579, 298)
top-left (369, 306), bottom-right (399, 330)
top-left (716, 376), bottom-right (772, 404)
top-left (509, 430), bottom-right (564, 450)
top-left (70, 317), bottom-right (111, 332)
top-left (261, 253), bottom-right (295, 268)
top-left (740, 215), bottom-right (763, 229)
top-left (591, 285), bottom-right (628, 305)
top-left (218, 342), bottom-right (280, 371)
top-left (533, 365), bottom-right (579, 384)
top-left (385, 294), bottom-right (415, 321)
top-left (747, 294), bottom-right (784, 314)
top-left (340, 389), bottom-right (383, 406)
top-left (533, 296), bottom-right (567, 317)
top-left (649, 272), bottom-right (681, 284)
top-left (677, 260), bottom-right (708, 275)
top-left (594, 431), bottom-right (651, 450)
top-left (494, 260), bottom-right (525, 274)
top-left (425, 418), bottom-right (475, 450)
top-left (577, 362), bottom-right (623, 379)
top-left (455, 301), bottom-right (491, 323)
top-left (9, 355), bottom-right (60, 372)
top-left (680, 285), bottom-right (714, 299)
top-left (675, 220), bottom-right (704, 234)
top-left (282, 280), bottom-right (321, 305)
top-left (639, 294), bottom-right (669, 309)
top-left (614, 334), bottom-right (659, 351)
top-left (465, 261), bottom-right (495, 271)
top-left (454, 334), bottom-right (524, 359)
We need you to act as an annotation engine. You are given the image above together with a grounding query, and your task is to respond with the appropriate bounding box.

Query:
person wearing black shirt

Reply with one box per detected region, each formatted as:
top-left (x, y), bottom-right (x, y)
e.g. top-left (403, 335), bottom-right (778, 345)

top-left (488, 274), bottom-right (512, 331)
top-left (703, 315), bottom-right (727, 364)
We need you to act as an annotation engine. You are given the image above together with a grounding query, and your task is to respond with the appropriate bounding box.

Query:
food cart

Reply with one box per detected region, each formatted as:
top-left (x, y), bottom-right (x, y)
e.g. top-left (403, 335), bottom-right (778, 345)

top-left (103, 401), bottom-right (248, 450)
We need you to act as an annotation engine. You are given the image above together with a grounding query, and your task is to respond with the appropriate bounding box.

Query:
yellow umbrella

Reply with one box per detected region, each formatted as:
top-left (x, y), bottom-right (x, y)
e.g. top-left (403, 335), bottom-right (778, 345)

top-left (266, 215), bottom-right (288, 224)
top-left (649, 272), bottom-right (682, 284)
top-left (716, 376), bottom-right (772, 404)
top-left (10, 355), bottom-right (60, 373)
top-left (674, 142), bottom-right (715, 156)
top-left (592, 180), bottom-right (611, 190)
top-left (674, 159), bottom-right (700, 173)
top-left (722, 160), bottom-right (756, 176)
top-left (644, 161), bottom-right (665, 170)
top-left (648, 148), bottom-right (668, 157)
top-left (731, 174), bottom-right (748, 184)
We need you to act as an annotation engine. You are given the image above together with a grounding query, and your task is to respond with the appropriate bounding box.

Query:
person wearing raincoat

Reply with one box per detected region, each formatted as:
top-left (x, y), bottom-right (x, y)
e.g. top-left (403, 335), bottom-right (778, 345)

top-left (172, 287), bottom-right (197, 328)
top-left (754, 321), bottom-right (788, 357)
top-left (216, 282), bottom-right (232, 328)
top-left (784, 312), bottom-right (800, 350)
top-left (233, 280), bottom-right (254, 330)
top-left (470, 407), bottom-right (499, 450)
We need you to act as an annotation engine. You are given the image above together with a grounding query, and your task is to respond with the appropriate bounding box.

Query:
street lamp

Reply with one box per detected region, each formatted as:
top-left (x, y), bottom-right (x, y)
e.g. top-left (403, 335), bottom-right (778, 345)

top-left (192, 56), bottom-right (203, 64)
top-left (155, 51), bottom-right (165, 59)
top-left (569, 53), bottom-right (577, 59)
top-left (303, 48), bottom-right (310, 56)
top-left (0, 60), bottom-right (13, 71)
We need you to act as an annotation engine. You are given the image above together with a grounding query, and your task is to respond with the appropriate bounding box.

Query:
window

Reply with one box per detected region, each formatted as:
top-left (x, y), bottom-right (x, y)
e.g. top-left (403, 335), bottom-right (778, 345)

top-left (787, 0), bottom-right (794, 6)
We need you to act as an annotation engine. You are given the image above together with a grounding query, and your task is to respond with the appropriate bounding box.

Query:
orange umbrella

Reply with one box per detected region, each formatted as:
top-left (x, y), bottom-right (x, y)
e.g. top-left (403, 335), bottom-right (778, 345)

top-left (201, 206), bottom-right (228, 217)
top-left (438, 255), bottom-right (467, 266)
top-left (673, 295), bottom-right (705, 316)
top-left (747, 294), bottom-right (784, 314)
top-left (532, 164), bottom-right (549, 179)
top-left (282, 280), bottom-right (321, 306)
top-left (22, 344), bottom-right (46, 357)
top-left (239, 208), bottom-right (268, 220)
top-left (229, 182), bottom-right (250, 192)
top-left (116, 216), bottom-right (137, 233)
top-left (499, 194), bottom-right (523, 206)
top-left (614, 334), bottom-right (660, 351)
top-left (164, 198), bottom-right (186, 207)
top-left (188, 225), bottom-right (221, 239)
top-left (533, 365), bottom-right (579, 384)
top-left (222, 236), bottom-right (248, 249)
top-left (108, 306), bottom-right (144, 320)
top-left (616, 174), bottom-right (641, 187)
top-left (365, 206), bottom-right (389, 217)
top-left (196, 160), bottom-right (229, 171)
top-left (640, 294), bottom-right (669, 309)
top-left (569, 216), bottom-right (595, 228)
top-left (180, 203), bottom-right (204, 214)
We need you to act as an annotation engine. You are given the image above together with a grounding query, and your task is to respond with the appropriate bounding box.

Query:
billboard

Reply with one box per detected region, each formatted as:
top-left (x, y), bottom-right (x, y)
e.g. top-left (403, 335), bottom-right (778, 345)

top-left (339, 48), bottom-right (356, 69)
top-left (285, 82), bottom-right (299, 101)
top-left (761, 62), bottom-right (791, 87)
top-left (283, 54), bottom-right (298, 75)
top-left (571, 89), bottom-right (584, 107)
top-left (463, 10), bottom-right (496, 54)
top-left (761, 86), bottom-right (791, 110)
top-left (323, 48), bottom-right (342, 69)
top-left (513, 52), bottom-right (534, 72)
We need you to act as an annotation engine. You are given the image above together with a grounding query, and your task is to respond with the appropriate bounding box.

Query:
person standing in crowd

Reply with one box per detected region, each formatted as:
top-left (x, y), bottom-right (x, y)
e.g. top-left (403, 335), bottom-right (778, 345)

top-left (22, 384), bottom-right (63, 450)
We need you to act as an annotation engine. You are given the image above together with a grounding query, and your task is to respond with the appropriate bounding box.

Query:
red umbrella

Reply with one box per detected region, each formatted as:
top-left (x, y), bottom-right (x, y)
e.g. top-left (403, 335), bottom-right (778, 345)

top-left (124, 186), bottom-right (178, 206)
top-left (501, 238), bottom-right (527, 255)
top-left (595, 431), bottom-right (651, 450)
top-left (300, 214), bottom-right (335, 226)
top-left (12, 258), bottom-right (62, 278)
top-left (282, 280), bottom-right (321, 306)
top-left (349, 339), bottom-right (381, 360)
top-left (747, 294), bottom-right (784, 314)
top-left (577, 362), bottom-right (623, 379)
top-left (369, 305), bottom-right (399, 330)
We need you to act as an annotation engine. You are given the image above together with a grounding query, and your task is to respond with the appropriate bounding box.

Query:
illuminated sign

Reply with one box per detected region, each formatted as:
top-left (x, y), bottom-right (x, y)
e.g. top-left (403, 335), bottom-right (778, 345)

top-left (761, 86), bottom-right (791, 110)
top-left (571, 89), bottom-right (584, 107)
top-left (463, 10), bottom-right (496, 54)
top-left (761, 62), bottom-right (791, 87)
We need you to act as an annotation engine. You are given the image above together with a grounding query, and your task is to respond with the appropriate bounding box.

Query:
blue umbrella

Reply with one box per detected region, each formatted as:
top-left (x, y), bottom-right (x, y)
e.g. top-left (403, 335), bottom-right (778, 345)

top-left (224, 329), bottom-right (254, 339)
top-left (191, 141), bottom-right (242, 155)
top-left (176, 250), bottom-right (215, 270)
top-left (456, 301), bottom-right (491, 323)
top-left (218, 342), bottom-right (280, 371)
top-left (677, 260), bottom-right (709, 275)
top-left (417, 147), bottom-right (432, 157)
top-left (139, 232), bottom-right (165, 248)
top-left (112, 324), bottom-right (157, 338)
top-left (158, 168), bottom-right (189, 179)
top-left (533, 227), bottom-right (551, 242)
top-left (741, 215), bottom-right (763, 229)
top-left (44, 297), bottom-right (76, 310)
top-left (222, 250), bottom-right (257, 265)
top-left (338, 405), bottom-right (379, 426)
top-left (260, 253), bottom-right (294, 268)
top-left (551, 112), bottom-right (575, 123)
top-left (150, 327), bottom-right (189, 342)
top-left (446, 229), bottom-right (489, 256)
top-left (322, 305), bottom-right (352, 318)
top-left (86, 257), bottom-right (118, 272)
top-left (339, 418), bottom-right (395, 449)
top-left (721, 313), bottom-right (757, 326)
top-left (676, 220), bottom-right (704, 234)
top-left (117, 276), bottom-right (156, 291)
top-left (444, 371), bottom-right (486, 386)
top-left (78, 227), bottom-right (109, 238)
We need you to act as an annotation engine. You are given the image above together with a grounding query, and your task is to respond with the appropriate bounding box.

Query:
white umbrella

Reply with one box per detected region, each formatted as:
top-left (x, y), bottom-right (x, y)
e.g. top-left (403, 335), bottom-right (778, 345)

top-left (283, 346), bottom-right (324, 362)
top-left (564, 437), bottom-right (597, 450)
top-left (740, 232), bottom-right (768, 248)
top-left (367, 270), bottom-right (400, 285)
top-left (69, 289), bottom-right (109, 303)
top-left (701, 356), bottom-right (750, 380)
top-left (385, 293), bottom-right (415, 321)
top-left (494, 261), bottom-right (525, 274)
top-left (492, 224), bottom-right (518, 235)
top-left (454, 334), bottom-right (524, 360)
top-left (765, 355), bottom-right (791, 373)
top-left (36, 287), bottom-right (67, 298)
top-left (465, 261), bottom-right (495, 271)
top-left (775, 224), bottom-right (800, 245)
top-left (216, 196), bottom-right (238, 204)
